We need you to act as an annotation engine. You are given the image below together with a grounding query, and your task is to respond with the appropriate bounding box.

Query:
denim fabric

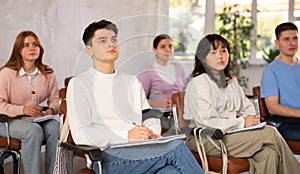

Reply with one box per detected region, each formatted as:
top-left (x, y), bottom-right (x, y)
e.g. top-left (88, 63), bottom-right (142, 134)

top-left (93, 140), bottom-right (203, 174)
top-left (277, 123), bottom-right (300, 141)
top-left (0, 118), bottom-right (59, 174)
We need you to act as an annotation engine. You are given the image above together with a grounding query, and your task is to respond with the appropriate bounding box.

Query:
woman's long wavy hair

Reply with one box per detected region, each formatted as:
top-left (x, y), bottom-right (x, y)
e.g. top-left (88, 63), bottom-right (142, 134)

top-left (192, 34), bottom-right (232, 87)
top-left (0, 31), bottom-right (53, 76)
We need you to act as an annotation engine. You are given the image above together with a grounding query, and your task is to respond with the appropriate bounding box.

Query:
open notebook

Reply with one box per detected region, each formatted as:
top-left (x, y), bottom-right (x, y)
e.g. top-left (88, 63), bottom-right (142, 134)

top-left (110, 134), bottom-right (186, 148)
top-left (21, 114), bottom-right (57, 122)
top-left (110, 104), bottom-right (185, 148)
top-left (226, 122), bottom-right (266, 134)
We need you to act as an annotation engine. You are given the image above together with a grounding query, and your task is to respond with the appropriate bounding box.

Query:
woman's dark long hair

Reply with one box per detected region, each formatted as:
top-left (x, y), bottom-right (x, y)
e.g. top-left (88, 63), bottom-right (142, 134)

top-left (192, 34), bottom-right (232, 87)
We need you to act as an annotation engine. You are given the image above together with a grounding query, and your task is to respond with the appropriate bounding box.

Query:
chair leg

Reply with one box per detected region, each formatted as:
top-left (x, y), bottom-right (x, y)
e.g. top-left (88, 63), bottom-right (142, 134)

top-left (10, 151), bottom-right (21, 174)
top-left (219, 140), bottom-right (227, 174)
top-left (0, 150), bottom-right (21, 174)
top-left (97, 161), bottom-right (102, 174)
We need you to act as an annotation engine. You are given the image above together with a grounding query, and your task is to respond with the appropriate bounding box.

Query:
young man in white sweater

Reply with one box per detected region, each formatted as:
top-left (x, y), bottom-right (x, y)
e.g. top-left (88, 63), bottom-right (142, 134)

top-left (66, 19), bottom-right (203, 174)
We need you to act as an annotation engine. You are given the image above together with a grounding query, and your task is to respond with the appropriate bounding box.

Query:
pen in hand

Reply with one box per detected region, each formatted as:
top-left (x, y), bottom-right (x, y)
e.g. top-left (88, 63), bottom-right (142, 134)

top-left (131, 119), bottom-right (161, 140)
top-left (128, 124), bottom-right (156, 141)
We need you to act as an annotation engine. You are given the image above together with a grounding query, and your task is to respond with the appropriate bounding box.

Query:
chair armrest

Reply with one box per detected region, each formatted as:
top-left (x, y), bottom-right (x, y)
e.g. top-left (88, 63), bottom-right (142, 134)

top-left (61, 142), bottom-right (102, 162)
top-left (193, 127), bottom-right (227, 171)
top-left (194, 127), bottom-right (224, 140)
top-left (42, 106), bottom-right (49, 112)
top-left (0, 114), bottom-right (9, 122)
top-left (265, 115), bottom-right (300, 125)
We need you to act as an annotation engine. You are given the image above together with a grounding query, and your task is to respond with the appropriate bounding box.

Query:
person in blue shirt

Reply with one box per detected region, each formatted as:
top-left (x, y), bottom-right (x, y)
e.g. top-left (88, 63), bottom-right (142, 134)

top-left (260, 22), bottom-right (300, 141)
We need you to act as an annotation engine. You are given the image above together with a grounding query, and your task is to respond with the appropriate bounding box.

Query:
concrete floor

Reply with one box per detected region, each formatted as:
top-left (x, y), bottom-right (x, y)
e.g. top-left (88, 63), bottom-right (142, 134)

top-left (3, 153), bottom-right (300, 174)
top-left (3, 153), bottom-right (87, 174)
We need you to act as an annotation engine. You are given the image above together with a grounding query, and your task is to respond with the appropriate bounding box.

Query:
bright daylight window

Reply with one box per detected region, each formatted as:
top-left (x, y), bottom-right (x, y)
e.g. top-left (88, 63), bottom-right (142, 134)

top-left (256, 1), bottom-right (300, 59)
top-left (169, 0), bottom-right (206, 60)
top-left (170, 0), bottom-right (300, 61)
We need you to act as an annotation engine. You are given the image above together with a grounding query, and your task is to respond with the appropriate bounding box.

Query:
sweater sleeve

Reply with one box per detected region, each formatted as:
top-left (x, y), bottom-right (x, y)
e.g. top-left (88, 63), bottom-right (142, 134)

top-left (232, 78), bottom-right (256, 116)
top-left (0, 69), bottom-right (24, 116)
top-left (67, 78), bottom-right (122, 149)
top-left (260, 66), bottom-right (278, 98)
top-left (137, 79), bottom-right (162, 134)
top-left (46, 73), bottom-right (59, 114)
top-left (176, 63), bottom-right (189, 91)
top-left (138, 68), bottom-right (152, 98)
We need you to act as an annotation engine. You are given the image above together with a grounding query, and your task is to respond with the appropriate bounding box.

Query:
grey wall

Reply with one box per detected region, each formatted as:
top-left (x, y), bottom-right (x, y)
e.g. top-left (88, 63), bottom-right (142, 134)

top-left (0, 0), bottom-right (169, 87)
top-left (0, 0), bottom-right (265, 95)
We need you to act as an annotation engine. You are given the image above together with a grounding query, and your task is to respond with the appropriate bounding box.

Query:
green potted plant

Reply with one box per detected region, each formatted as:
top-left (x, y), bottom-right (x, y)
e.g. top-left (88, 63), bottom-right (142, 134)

top-left (216, 4), bottom-right (253, 88)
top-left (262, 46), bottom-right (279, 64)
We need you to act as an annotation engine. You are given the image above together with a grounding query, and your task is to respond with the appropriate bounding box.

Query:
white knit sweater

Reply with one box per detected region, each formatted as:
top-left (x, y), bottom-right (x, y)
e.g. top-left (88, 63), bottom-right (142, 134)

top-left (67, 67), bottom-right (161, 150)
top-left (184, 73), bottom-right (255, 133)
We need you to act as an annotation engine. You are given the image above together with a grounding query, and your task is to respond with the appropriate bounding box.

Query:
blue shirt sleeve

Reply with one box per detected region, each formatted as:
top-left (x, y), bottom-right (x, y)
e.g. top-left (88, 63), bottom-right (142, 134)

top-left (260, 63), bottom-right (279, 98)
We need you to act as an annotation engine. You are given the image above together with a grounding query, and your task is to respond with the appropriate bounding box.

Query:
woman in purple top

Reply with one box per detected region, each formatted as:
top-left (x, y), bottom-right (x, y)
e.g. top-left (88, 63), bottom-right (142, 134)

top-left (138, 34), bottom-right (188, 129)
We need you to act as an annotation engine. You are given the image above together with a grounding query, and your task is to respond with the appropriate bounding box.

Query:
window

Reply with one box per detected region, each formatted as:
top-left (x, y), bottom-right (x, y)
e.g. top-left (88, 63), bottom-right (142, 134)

top-left (169, 0), bottom-right (300, 61)
top-left (169, 0), bottom-right (205, 60)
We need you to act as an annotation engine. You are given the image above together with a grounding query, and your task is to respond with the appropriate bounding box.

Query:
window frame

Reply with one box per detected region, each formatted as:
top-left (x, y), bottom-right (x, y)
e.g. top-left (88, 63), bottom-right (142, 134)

top-left (171, 0), bottom-right (298, 63)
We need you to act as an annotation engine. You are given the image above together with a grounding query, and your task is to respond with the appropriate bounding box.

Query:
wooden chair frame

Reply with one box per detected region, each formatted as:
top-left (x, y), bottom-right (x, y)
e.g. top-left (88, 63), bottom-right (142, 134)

top-left (0, 114), bottom-right (21, 174)
top-left (59, 77), bottom-right (102, 174)
top-left (253, 86), bottom-right (300, 154)
top-left (171, 92), bottom-right (250, 174)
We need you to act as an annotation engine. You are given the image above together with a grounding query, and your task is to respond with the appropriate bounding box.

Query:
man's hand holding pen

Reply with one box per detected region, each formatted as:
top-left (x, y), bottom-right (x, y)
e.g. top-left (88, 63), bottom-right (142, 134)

top-left (128, 126), bottom-right (153, 141)
top-left (128, 125), bottom-right (161, 142)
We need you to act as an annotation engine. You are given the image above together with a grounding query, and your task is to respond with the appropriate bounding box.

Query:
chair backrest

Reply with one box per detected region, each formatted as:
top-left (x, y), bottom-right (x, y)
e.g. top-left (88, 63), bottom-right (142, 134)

top-left (253, 86), bottom-right (300, 154)
top-left (171, 94), bottom-right (250, 173)
top-left (171, 92), bottom-right (187, 128)
top-left (59, 76), bottom-right (96, 173)
top-left (252, 86), bottom-right (269, 118)
top-left (59, 77), bottom-right (74, 143)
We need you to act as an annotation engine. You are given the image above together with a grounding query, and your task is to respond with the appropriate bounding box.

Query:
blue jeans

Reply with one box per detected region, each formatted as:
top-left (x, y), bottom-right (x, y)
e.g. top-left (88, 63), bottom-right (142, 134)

top-left (0, 118), bottom-right (59, 174)
top-left (93, 140), bottom-right (203, 174)
top-left (277, 123), bottom-right (300, 141)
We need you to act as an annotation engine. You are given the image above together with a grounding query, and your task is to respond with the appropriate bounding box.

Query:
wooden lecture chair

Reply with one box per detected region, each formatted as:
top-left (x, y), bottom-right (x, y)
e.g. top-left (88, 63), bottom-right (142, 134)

top-left (253, 86), bottom-right (300, 154)
top-left (171, 92), bottom-right (250, 174)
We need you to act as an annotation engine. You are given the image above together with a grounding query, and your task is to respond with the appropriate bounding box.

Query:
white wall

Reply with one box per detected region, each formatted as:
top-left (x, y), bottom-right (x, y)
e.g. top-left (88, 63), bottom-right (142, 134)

top-left (240, 64), bottom-right (265, 95)
top-left (0, 0), bottom-right (169, 87)
top-left (0, 0), bottom-right (266, 95)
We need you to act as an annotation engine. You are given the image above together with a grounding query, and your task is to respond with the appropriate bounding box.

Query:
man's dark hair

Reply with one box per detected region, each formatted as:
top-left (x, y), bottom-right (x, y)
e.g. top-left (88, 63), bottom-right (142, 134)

top-left (82, 19), bottom-right (118, 46)
top-left (275, 22), bottom-right (298, 40)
